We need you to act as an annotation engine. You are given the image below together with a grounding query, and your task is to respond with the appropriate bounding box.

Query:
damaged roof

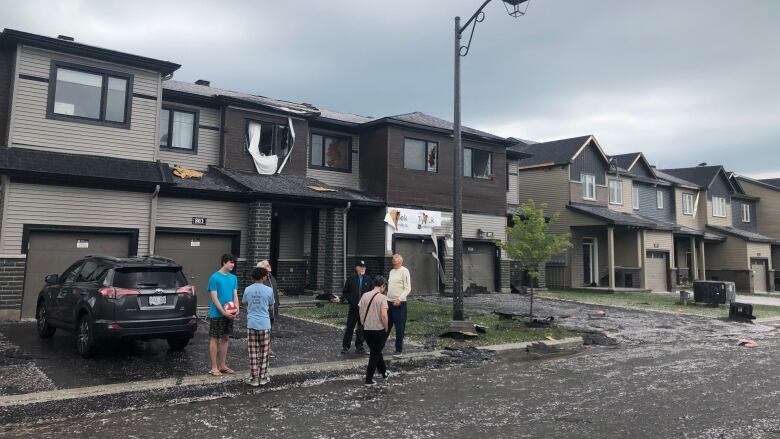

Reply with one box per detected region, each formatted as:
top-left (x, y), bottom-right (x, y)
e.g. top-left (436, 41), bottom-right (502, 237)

top-left (163, 80), bottom-right (319, 117)
top-left (0, 147), bottom-right (169, 187)
top-left (162, 167), bottom-right (246, 198)
top-left (365, 112), bottom-right (509, 144)
top-left (315, 108), bottom-right (374, 125)
top-left (213, 168), bottom-right (384, 206)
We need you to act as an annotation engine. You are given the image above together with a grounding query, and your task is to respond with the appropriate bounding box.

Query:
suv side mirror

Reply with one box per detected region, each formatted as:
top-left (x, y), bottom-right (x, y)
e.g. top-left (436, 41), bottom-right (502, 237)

top-left (45, 274), bottom-right (59, 284)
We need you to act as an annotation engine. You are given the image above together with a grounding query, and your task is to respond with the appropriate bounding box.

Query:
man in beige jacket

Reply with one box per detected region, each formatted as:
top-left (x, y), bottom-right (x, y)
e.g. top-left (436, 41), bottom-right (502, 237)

top-left (386, 254), bottom-right (411, 354)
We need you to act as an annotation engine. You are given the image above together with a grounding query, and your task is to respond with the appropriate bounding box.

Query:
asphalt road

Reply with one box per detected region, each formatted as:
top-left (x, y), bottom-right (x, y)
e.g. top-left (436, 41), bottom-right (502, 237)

top-left (4, 295), bottom-right (780, 438)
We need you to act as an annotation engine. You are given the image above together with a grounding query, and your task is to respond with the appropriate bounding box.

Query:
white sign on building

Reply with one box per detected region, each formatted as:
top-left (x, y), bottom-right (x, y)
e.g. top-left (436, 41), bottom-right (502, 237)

top-left (384, 207), bottom-right (443, 235)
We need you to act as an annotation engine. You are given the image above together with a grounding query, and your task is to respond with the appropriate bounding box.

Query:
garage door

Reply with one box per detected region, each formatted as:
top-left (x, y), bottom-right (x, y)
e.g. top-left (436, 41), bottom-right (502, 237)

top-left (645, 251), bottom-right (668, 292)
top-left (752, 259), bottom-right (768, 293)
top-left (464, 242), bottom-right (496, 292)
top-left (23, 231), bottom-right (131, 318)
top-left (394, 238), bottom-right (439, 295)
top-left (154, 233), bottom-right (234, 306)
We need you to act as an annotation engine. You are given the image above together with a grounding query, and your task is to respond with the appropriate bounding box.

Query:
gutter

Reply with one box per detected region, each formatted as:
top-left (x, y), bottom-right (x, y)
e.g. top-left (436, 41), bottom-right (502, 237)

top-left (148, 185), bottom-right (160, 255)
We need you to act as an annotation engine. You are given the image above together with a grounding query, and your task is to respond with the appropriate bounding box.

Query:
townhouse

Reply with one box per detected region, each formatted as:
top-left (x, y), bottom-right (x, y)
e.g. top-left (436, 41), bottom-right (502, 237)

top-left (511, 136), bottom-right (678, 292)
top-left (0, 29), bottom-right (512, 320)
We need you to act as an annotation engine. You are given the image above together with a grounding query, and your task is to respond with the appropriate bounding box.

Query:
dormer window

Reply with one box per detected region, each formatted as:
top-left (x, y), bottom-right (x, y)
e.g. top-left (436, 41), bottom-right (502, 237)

top-left (47, 62), bottom-right (132, 128)
top-left (712, 196), bottom-right (727, 217)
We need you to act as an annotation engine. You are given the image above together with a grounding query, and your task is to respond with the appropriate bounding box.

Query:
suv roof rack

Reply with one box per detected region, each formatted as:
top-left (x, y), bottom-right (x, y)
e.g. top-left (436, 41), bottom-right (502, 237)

top-left (86, 254), bottom-right (122, 262)
top-left (144, 255), bottom-right (177, 263)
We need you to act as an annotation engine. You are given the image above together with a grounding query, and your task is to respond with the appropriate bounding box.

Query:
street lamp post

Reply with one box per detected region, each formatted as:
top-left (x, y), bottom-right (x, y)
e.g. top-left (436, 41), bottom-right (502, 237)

top-left (452, 0), bottom-right (529, 321)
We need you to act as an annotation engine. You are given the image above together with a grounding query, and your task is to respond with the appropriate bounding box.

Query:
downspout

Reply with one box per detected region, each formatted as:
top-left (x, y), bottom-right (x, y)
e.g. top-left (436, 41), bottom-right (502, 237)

top-left (149, 185), bottom-right (160, 256)
top-left (343, 202), bottom-right (351, 282)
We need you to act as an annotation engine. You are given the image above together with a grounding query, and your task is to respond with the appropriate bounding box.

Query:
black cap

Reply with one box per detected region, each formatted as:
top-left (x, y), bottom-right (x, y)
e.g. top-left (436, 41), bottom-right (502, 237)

top-left (356, 260), bottom-right (366, 267)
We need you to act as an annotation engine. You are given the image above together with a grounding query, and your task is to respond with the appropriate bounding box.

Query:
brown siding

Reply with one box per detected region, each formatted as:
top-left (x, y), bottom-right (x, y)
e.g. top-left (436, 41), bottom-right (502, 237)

top-left (0, 48), bottom-right (13, 146)
top-left (675, 188), bottom-right (701, 229)
top-left (385, 126), bottom-right (507, 216)
top-left (739, 179), bottom-right (780, 240)
top-left (358, 126), bottom-right (389, 199)
top-left (222, 106), bottom-right (308, 176)
top-left (706, 237), bottom-right (748, 270)
top-left (570, 182), bottom-right (609, 206)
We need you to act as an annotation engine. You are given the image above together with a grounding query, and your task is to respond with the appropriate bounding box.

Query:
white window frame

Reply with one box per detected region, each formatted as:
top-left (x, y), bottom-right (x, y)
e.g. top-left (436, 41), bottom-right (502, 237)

top-left (632, 186), bottom-right (639, 210)
top-left (609, 179), bottom-right (623, 205)
top-left (712, 196), bottom-right (727, 218)
top-left (656, 190), bottom-right (664, 209)
top-left (741, 203), bottom-right (751, 223)
top-left (582, 174), bottom-right (596, 201)
top-left (682, 193), bottom-right (694, 215)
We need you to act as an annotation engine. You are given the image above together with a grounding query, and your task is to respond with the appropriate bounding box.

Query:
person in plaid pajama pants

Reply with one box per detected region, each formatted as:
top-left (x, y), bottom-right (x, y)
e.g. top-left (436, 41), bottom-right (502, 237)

top-left (242, 266), bottom-right (275, 387)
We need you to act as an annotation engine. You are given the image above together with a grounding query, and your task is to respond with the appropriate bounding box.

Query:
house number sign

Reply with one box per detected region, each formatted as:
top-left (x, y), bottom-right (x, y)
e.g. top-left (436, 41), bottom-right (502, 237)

top-left (192, 217), bottom-right (207, 225)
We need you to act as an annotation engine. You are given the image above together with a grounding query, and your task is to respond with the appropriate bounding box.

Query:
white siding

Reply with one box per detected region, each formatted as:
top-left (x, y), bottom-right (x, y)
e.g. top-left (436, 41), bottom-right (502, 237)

top-left (156, 197), bottom-right (248, 256)
top-left (157, 102), bottom-right (221, 171)
top-left (11, 46), bottom-right (160, 161)
top-left (306, 133), bottom-right (360, 189)
top-left (506, 159), bottom-right (519, 205)
top-left (2, 182), bottom-right (152, 255)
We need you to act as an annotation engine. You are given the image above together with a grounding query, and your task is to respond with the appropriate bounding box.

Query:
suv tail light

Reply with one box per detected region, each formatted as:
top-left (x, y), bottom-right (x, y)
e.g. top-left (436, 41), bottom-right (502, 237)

top-left (176, 285), bottom-right (195, 296)
top-left (98, 287), bottom-right (140, 299)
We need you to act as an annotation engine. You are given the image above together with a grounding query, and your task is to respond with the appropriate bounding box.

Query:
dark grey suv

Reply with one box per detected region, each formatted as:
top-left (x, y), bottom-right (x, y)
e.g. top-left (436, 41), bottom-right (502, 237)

top-left (35, 255), bottom-right (198, 357)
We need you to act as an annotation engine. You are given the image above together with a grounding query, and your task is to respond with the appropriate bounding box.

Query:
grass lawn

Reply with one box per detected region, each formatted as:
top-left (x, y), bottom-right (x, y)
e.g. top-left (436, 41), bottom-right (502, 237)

top-left (282, 301), bottom-right (579, 349)
top-left (537, 289), bottom-right (780, 319)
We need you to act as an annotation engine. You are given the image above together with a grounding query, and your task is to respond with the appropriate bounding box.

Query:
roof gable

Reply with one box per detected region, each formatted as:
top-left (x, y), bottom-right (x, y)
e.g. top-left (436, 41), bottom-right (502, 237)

top-left (514, 135), bottom-right (596, 169)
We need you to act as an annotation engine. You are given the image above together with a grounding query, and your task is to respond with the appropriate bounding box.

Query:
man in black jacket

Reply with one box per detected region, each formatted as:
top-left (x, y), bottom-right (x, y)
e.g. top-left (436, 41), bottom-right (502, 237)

top-left (340, 260), bottom-right (373, 354)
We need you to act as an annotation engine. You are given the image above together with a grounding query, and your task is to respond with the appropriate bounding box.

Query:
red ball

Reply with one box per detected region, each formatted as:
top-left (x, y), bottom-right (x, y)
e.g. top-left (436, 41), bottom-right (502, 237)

top-left (224, 301), bottom-right (238, 314)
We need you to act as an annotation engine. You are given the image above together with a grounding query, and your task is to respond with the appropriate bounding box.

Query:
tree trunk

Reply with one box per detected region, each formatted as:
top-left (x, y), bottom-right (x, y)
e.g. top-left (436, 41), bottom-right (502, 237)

top-left (529, 286), bottom-right (534, 322)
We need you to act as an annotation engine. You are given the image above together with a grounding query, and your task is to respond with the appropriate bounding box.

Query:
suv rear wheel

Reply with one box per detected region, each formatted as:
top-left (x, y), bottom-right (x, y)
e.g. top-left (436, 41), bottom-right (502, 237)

top-left (36, 301), bottom-right (56, 338)
top-left (167, 336), bottom-right (191, 351)
top-left (76, 314), bottom-right (96, 357)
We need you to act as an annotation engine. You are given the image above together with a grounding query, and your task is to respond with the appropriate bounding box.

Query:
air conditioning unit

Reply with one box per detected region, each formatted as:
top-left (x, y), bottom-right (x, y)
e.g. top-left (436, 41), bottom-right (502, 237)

top-left (693, 280), bottom-right (736, 305)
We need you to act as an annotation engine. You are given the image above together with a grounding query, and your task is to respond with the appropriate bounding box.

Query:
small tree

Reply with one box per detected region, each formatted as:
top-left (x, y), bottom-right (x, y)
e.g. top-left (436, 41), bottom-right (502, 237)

top-left (497, 199), bottom-right (571, 321)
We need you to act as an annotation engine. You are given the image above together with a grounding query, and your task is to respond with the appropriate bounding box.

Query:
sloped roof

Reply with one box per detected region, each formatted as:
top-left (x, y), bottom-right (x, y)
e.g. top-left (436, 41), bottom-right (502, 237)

top-left (654, 169), bottom-right (701, 188)
top-left (674, 225), bottom-right (726, 241)
top-left (163, 168), bottom-right (246, 196)
top-left (660, 165), bottom-right (731, 190)
top-left (512, 135), bottom-right (594, 168)
top-left (367, 112), bottom-right (508, 144)
top-left (214, 168), bottom-right (383, 206)
top-left (760, 178), bottom-right (780, 188)
top-left (163, 80), bottom-right (318, 116)
top-left (610, 153), bottom-right (641, 171)
top-left (316, 108), bottom-right (374, 125)
top-left (0, 147), bottom-right (168, 187)
top-left (706, 225), bottom-right (774, 243)
top-left (567, 203), bottom-right (673, 230)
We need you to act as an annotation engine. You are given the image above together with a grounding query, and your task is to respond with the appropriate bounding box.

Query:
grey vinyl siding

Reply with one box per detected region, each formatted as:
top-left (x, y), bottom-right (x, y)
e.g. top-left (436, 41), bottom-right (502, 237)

top-left (1, 182), bottom-right (151, 255)
top-left (732, 199), bottom-right (757, 233)
top-left (306, 132), bottom-right (360, 190)
top-left (506, 159), bottom-right (519, 205)
top-left (631, 160), bottom-right (655, 179)
top-left (706, 193), bottom-right (732, 227)
top-left (157, 102), bottom-right (221, 171)
top-left (637, 183), bottom-right (674, 224)
top-left (462, 213), bottom-right (506, 243)
top-left (10, 46), bottom-right (160, 161)
top-left (278, 213), bottom-right (305, 259)
top-left (709, 173), bottom-right (732, 199)
top-left (156, 197), bottom-right (248, 256)
top-left (569, 143), bottom-right (608, 185)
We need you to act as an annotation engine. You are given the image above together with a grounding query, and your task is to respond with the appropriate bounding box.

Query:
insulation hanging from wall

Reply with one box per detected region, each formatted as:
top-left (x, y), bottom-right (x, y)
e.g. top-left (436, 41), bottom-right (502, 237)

top-left (276, 117), bottom-right (296, 174)
top-left (246, 121), bottom-right (278, 175)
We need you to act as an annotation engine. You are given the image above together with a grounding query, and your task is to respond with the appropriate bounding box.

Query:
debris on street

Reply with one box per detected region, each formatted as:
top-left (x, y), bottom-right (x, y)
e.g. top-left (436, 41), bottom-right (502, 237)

top-left (738, 338), bottom-right (758, 348)
top-left (582, 332), bottom-right (618, 346)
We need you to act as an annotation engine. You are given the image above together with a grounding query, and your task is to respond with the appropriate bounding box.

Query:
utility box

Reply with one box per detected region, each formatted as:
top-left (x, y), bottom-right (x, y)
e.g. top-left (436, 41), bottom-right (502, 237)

top-left (693, 280), bottom-right (736, 305)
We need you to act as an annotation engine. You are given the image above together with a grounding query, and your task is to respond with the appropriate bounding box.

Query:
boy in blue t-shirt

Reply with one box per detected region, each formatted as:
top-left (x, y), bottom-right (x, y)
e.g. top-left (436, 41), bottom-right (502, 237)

top-left (207, 253), bottom-right (239, 377)
top-left (242, 266), bottom-right (275, 387)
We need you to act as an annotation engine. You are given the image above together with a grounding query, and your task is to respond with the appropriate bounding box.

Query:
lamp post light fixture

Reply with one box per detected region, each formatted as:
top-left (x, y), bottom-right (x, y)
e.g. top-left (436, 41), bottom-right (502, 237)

top-left (452, 0), bottom-right (530, 322)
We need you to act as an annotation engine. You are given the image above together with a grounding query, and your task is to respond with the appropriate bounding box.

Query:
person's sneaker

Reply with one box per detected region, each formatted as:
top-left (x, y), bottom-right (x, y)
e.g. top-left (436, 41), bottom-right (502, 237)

top-left (393, 351), bottom-right (403, 358)
top-left (246, 377), bottom-right (259, 387)
top-left (364, 380), bottom-right (376, 386)
top-left (382, 371), bottom-right (391, 380)
top-left (259, 377), bottom-right (270, 386)
top-left (355, 347), bottom-right (366, 355)
top-left (269, 350), bottom-right (277, 359)
top-left (340, 348), bottom-right (349, 355)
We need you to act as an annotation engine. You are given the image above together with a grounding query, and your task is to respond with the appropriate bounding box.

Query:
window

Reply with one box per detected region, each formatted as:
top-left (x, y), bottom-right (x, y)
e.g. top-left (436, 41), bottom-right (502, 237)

top-left (656, 190), bottom-right (664, 209)
top-left (247, 120), bottom-right (291, 158)
top-left (582, 174), bottom-right (596, 200)
top-left (77, 261), bottom-right (109, 283)
top-left (632, 186), bottom-right (639, 210)
top-left (403, 138), bottom-right (438, 172)
top-left (48, 62), bottom-right (132, 127)
top-left (609, 180), bottom-right (623, 205)
top-left (682, 193), bottom-right (695, 215)
top-left (60, 262), bottom-right (83, 284)
top-left (160, 108), bottom-right (198, 151)
top-left (741, 203), bottom-right (751, 223)
top-left (310, 133), bottom-right (350, 171)
top-left (712, 196), bottom-right (727, 217)
top-left (464, 147), bottom-right (492, 179)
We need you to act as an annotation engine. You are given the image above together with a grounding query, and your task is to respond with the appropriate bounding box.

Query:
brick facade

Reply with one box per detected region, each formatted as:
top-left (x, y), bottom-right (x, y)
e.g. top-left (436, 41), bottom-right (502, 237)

top-left (275, 259), bottom-right (307, 293)
top-left (0, 257), bottom-right (25, 320)
top-left (245, 200), bottom-right (272, 287)
top-left (347, 256), bottom-right (393, 281)
top-left (323, 207), bottom-right (345, 294)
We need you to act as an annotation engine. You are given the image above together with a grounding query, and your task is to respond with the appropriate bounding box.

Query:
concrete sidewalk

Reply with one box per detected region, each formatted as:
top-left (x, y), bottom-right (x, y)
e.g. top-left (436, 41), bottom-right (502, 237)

top-left (735, 294), bottom-right (780, 307)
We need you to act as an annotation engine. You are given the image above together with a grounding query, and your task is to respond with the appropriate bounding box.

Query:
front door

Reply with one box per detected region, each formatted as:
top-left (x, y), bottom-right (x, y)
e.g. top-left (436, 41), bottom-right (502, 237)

top-left (583, 239), bottom-right (596, 286)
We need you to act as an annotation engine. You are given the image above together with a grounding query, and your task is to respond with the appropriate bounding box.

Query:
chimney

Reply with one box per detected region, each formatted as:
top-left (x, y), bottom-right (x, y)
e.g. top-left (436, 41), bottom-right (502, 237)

top-left (195, 79), bottom-right (210, 87)
top-left (697, 162), bottom-right (707, 167)
top-left (57, 35), bottom-right (75, 42)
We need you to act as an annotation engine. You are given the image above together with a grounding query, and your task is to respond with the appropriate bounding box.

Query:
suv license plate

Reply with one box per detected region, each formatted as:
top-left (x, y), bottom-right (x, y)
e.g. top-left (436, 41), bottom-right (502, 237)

top-left (148, 296), bottom-right (166, 306)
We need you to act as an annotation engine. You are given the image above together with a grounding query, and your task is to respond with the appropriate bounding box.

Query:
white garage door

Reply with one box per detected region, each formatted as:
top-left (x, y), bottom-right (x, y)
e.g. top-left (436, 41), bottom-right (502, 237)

top-left (646, 251), bottom-right (668, 292)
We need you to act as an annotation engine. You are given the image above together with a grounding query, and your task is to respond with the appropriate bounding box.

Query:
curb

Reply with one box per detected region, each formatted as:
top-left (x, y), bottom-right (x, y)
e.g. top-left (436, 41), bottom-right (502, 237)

top-left (280, 313), bottom-right (425, 348)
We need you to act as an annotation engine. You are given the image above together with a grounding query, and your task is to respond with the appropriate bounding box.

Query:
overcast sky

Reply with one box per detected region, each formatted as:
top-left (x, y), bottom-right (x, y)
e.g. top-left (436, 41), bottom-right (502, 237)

top-left (3, 0), bottom-right (779, 178)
